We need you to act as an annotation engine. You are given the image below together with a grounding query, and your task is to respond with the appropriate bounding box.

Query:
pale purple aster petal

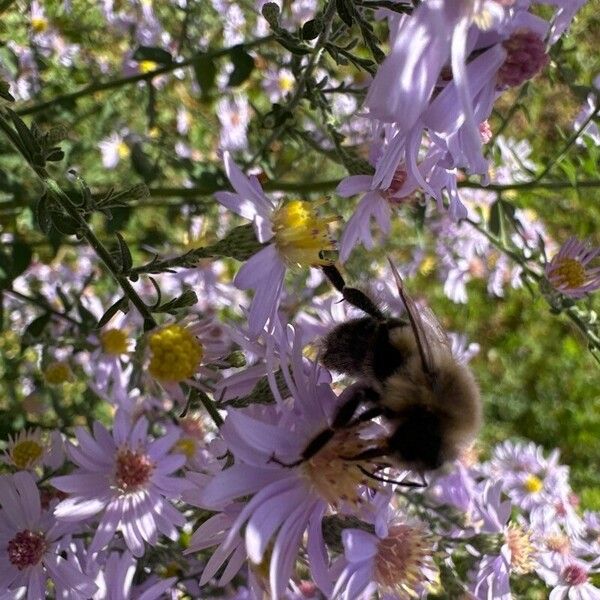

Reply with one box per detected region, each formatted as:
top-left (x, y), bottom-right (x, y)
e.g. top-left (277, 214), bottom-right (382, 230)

top-left (200, 540), bottom-right (237, 585)
top-left (307, 504), bottom-right (332, 596)
top-left (25, 566), bottom-right (45, 600)
top-left (336, 175), bottom-right (372, 197)
top-left (365, 0), bottom-right (459, 124)
top-left (43, 553), bottom-right (97, 599)
top-left (13, 471), bottom-right (41, 527)
top-left (342, 529), bottom-right (378, 562)
top-left (112, 410), bottom-right (131, 447)
top-left (215, 190), bottom-right (261, 222)
top-left (270, 500), bottom-right (317, 598)
top-left (222, 151), bottom-right (273, 213)
top-left (137, 577), bottom-right (177, 600)
top-left (342, 565), bottom-right (374, 600)
top-left (0, 475), bottom-right (28, 528)
top-left (245, 486), bottom-right (312, 563)
top-left (234, 243), bottom-right (282, 290)
top-left (87, 499), bottom-right (120, 555)
top-left (218, 543), bottom-right (247, 586)
top-left (153, 454), bottom-right (186, 474)
top-left (129, 417), bottom-right (149, 447)
top-left (147, 429), bottom-right (180, 460)
top-left (74, 426), bottom-right (113, 465)
top-left (51, 473), bottom-right (109, 495)
top-left (199, 464), bottom-right (281, 508)
top-left (52, 495), bottom-right (108, 520)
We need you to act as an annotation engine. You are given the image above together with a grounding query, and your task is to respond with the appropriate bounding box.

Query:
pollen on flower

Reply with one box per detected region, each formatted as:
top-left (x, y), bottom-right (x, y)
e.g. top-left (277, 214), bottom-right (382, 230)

top-left (505, 524), bottom-right (536, 574)
top-left (548, 258), bottom-right (586, 289)
top-left (497, 29), bottom-right (549, 89)
top-left (374, 522), bottom-right (436, 595)
top-left (114, 448), bottom-right (154, 491)
top-left (523, 474), bottom-right (543, 493)
top-left (148, 324), bottom-right (204, 382)
top-left (301, 426), bottom-right (382, 506)
top-left (271, 200), bottom-right (337, 267)
top-left (30, 17), bottom-right (48, 33)
top-left (175, 438), bottom-right (197, 460)
top-left (10, 439), bottom-right (44, 470)
top-left (100, 328), bottom-right (129, 356)
top-left (545, 533), bottom-right (571, 555)
top-left (7, 530), bottom-right (46, 570)
top-left (43, 361), bottom-right (72, 385)
top-left (138, 60), bottom-right (158, 74)
top-left (117, 141), bottom-right (130, 160)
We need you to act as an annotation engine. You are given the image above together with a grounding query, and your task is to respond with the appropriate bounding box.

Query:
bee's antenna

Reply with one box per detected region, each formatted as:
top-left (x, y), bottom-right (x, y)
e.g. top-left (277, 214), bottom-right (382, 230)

top-left (386, 257), bottom-right (435, 377)
top-left (357, 465), bottom-right (427, 488)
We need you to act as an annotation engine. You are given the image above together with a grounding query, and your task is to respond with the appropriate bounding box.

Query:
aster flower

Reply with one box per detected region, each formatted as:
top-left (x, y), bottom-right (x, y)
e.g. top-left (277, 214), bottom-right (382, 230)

top-left (199, 327), bottom-right (395, 598)
top-left (1, 428), bottom-right (64, 471)
top-left (144, 316), bottom-right (230, 401)
top-left (545, 237), bottom-right (600, 298)
top-left (214, 152), bottom-right (337, 336)
top-left (51, 410), bottom-right (189, 557)
top-left (217, 95), bottom-right (250, 151)
top-left (537, 555), bottom-right (600, 600)
top-left (333, 515), bottom-right (438, 600)
top-left (90, 549), bottom-right (176, 600)
top-left (470, 481), bottom-right (538, 599)
top-left (99, 132), bottom-right (130, 169)
top-left (0, 471), bottom-right (97, 599)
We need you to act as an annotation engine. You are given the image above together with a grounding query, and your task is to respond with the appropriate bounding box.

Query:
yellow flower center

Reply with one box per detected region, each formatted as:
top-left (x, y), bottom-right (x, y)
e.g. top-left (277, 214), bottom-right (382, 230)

top-left (31, 17), bottom-right (48, 33)
top-left (505, 524), bottom-right (536, 574)
top-left (148, 324), bottom-right (203, 382)
top-left (117, 141), bottom-right (130, 160)
top-left (11, 440), bottom-right (44, 469)
top-left (44, 361), bottom-right (72, 385)
top-left (100, 328), bottom-right (129, 356)
top-left (271, 200), bottom-right (337, 267)
top-left (279, 74), bottom-right (295, 92)
top-left (551, 258), bottom-right (586, 289)
top-left (524, 474), bottom-right (543, 494)
top-left (175, 438), bottom-right (197, 459)
top-left (138, 60), bottom-right (158, 74)
top-left (374, 523), bottom-right (436, 595)
top-left (301, 426), bottom-right (382, 507)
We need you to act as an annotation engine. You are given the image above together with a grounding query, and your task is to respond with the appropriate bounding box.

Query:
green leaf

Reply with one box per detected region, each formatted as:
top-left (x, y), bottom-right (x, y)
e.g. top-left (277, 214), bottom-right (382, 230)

top-left (21, 313), bottom-right (51, 348)
top-left (11, 240), bottom-right (32, 279)
top-left (335, 0), bottom-right (354, 27)
top-left (35, 193), bottom-right (53, 234)
top-left (115, 232), bottom-right (133, 273)
top-left (227, 47), bottom-right (255, 87)
top-left (193, 54), bottom-right (217, 98)
top-left (489, 199), bottom-right (502, 237)
top-left (97, 297), bottom-right (129, 329)
top-left (261, 2), bottom-right (280, 27)
top-left (52, 213), bottom-right (80, 236)
top-left (302, 18), bottom-right (322, 40)
top-left (132, 46), bottom-right (173, 66)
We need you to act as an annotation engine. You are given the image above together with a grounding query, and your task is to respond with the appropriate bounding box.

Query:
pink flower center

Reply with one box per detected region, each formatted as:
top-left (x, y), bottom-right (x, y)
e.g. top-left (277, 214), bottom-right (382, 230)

top-left (497, 30), bottom-right (549, 89)
top-left (115, 449), bottom-right (154, 491)
top-left (562, 563), bottom-right (588, 586)
top-left (385, 168), bottom-right (408, 206)
top-left (7, 530), bottom-right (46, 570)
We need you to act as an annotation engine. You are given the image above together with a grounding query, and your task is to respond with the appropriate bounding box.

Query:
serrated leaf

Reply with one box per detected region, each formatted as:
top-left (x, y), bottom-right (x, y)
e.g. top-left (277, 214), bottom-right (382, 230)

top-left (132, 45), bottom-right (173, 66)
top-left (115, 232), bottom-right (133, 273)
top-left (36, 193), bottom-right (53, 234)
top-left (488, 199), bottom-right (501, 237)
top-left (52, 213), bottom-right (80, 236)
top-left (154, 289), bottom-right (198, 314)
top-left (227, 47), bottom-right (255, 87)
top-left (22, 313), bottom-right (51, 347)
top-left (97, 296), bottom-right (129, 329)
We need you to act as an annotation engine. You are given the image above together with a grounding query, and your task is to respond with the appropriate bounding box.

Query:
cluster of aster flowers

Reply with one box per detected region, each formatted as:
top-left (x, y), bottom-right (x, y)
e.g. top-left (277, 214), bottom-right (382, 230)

top-left (337, 0), bottom-right (586, 261)
top-left (2, 305), bottom-right (600, 598)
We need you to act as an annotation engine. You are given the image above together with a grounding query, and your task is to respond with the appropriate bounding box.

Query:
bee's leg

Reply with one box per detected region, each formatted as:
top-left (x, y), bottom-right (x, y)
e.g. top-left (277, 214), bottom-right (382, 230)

top-left (322, 265), bottom-right (385, 321)
top-left (357, 466), bottom-right (427, 488)
top-left (271, 386), bottom-right (377, 467)
top-left (342, 446), bottom-right (389, 462)
top-left (347, 406), bottom-right (383, 427)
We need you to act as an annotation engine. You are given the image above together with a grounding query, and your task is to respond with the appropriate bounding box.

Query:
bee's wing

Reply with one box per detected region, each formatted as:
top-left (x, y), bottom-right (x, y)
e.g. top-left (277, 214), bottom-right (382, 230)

top-left (387, 258), bottom-right (448, 377)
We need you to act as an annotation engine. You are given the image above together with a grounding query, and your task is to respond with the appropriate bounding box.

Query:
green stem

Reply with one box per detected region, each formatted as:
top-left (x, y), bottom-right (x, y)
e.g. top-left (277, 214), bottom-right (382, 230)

top-left (6, 288), bottom-right (82, 327)
top-left (16, 36), bottom-right (273, 116)
top-left (531, 101), bottom-right (600, 182)
top-left (248, 0), bottom-right (338, 165)
top-left (0, 113), bottom-right (158, 329)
